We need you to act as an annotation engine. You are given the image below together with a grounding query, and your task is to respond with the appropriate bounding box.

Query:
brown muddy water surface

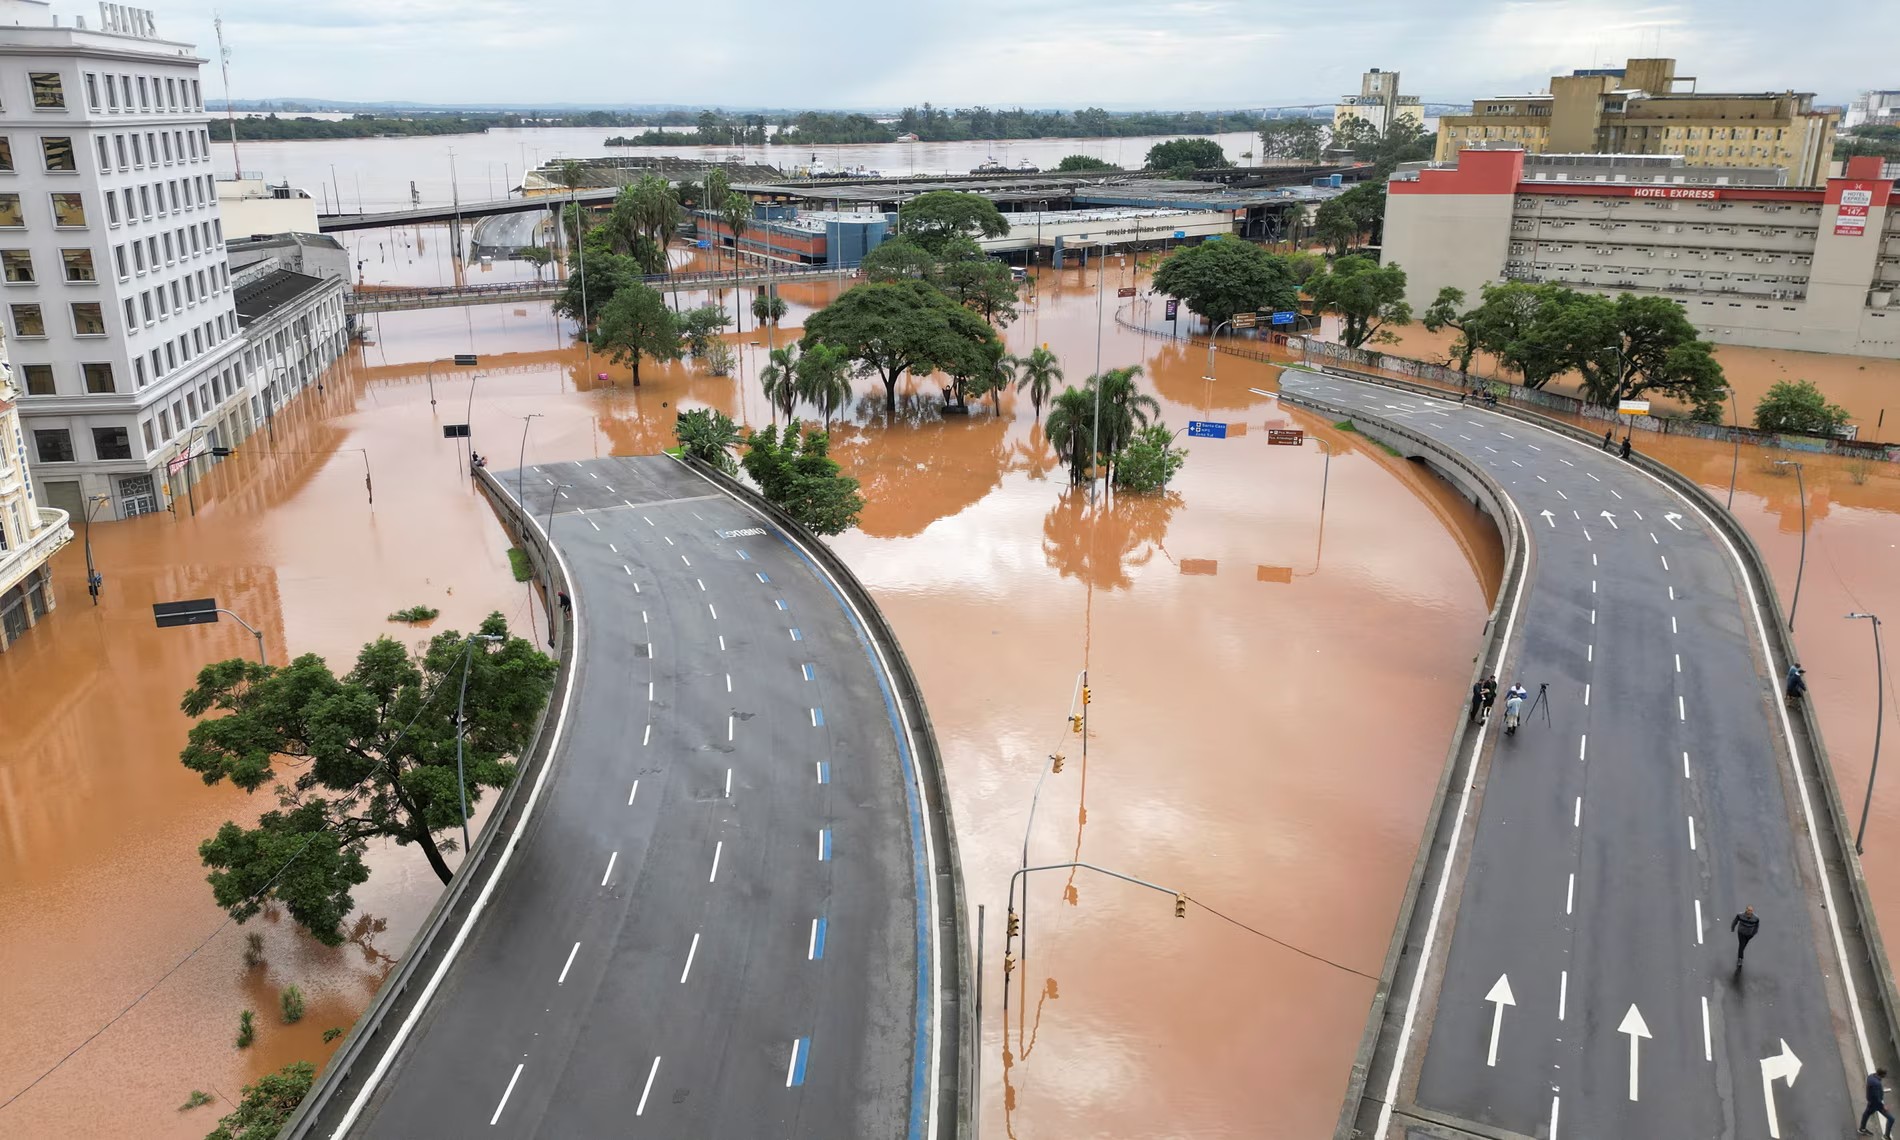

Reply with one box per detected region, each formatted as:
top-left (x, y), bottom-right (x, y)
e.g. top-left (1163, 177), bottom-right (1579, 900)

top-left (5, 256), bottom-right (1893, 1140)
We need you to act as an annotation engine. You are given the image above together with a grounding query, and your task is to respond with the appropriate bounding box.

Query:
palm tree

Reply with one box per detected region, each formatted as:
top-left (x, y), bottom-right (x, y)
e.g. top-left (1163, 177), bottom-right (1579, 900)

top-left (794, 341), bottom-right (853, 431)
top-left (673, 408), bottom-right (743, 475)
top-left (760, 344), bottom-right (800, 423)
top-left (1014, 345), bottom-right (1062, 421)
top-left (1043, 386), bottom-right (1097, 485)
top-left (721, 195), bottom-right (753, 332)
top-left (1089, 366), bottom-right (1161, 478)
top-left (702, 169), bottom-right (730, 272)
top-left (628, 175), bottom-right (680, 270)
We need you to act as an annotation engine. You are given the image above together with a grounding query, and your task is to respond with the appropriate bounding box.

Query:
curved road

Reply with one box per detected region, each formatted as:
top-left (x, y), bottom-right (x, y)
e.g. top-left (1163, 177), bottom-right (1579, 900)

top-left (1282, 371), bottom-right (1869, 1139)
top-left (349, 455), bottom-right (937, 1138)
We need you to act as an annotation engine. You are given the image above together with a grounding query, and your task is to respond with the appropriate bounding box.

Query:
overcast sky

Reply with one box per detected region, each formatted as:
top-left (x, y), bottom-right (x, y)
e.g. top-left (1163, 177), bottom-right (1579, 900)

top-left (119, 0), bottom-right (1895, 109)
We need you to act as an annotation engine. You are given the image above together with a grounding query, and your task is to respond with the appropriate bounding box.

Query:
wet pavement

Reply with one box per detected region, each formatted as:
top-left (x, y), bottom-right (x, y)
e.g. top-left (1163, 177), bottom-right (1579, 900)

top-left (1, 255), bottom-right (1896, 1140)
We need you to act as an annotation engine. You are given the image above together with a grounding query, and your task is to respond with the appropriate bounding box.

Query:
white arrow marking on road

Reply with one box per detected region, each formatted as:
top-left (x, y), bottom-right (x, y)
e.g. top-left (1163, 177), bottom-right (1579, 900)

top-left (1619, 1004), bottom-right (1652, 1101)
top-left (1485, 974), bottom-right (1516, 1066)
top-left (1665, 512), bottom-right (1684, 530)
top-left (1759, 1038), bottom-right (1802, 1138)
top-left (1600, 511), bottom-right (1619, 529)
top-left (1540, 509), bottom-right (1556, 528)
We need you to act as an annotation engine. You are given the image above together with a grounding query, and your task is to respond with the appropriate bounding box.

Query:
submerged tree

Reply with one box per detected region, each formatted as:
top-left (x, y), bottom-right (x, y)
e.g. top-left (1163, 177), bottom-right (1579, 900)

top-left (674, 407), bottom-right (744, 474)
top-left (1013, 345), bottom-right (1063, 421)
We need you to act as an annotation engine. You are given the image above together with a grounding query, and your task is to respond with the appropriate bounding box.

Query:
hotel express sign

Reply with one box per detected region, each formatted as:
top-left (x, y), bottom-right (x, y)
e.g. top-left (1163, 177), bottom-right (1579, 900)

top-left (1630, 187), bottom-right (1722, 200)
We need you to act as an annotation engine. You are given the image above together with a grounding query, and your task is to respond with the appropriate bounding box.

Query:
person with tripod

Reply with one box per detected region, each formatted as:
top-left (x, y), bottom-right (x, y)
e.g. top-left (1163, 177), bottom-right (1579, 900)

top-left (1503, 684), bottom-right (1528, 736)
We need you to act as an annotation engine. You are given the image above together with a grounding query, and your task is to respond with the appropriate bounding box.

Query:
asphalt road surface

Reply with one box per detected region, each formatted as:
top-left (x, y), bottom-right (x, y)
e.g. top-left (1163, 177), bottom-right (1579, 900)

top-left (351, 455), bottom-right (932, 1139)
top-left (1281, 372), bottom-right (1868, 1140)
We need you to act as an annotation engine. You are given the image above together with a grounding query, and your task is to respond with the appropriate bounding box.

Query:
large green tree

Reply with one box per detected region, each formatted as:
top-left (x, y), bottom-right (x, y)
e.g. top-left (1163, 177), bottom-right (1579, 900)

top-left (802, 279), bottom-right (1002, 416)
top-left (895, 191), bottom-right (1010, 256)
top-left (1088, 366), bottom-right (1163, 483)
top-left (1422, 286), bottom-right (1479, 376)
top-left (1754, 380), bottom-right (1850, 436)
top-left (205, 1061), bottom-right (315, 1140)
top-left (1151, 239), bottom-right (1301, 327)
top-left (1563, 292), bottom-right (1728, 420)
top-left (1259, 118), bottom-right (1325, 163)
top-left (1144, 138), bottom-right (1228, 172)
top-left (1307, 255), bottom-right (1411, 348)
top-left (674, 407), bottom-right (743, 474)
top-left (741, 422), bottom-right (865, 535)
top-left (555, 250), bottom-right (642, 330)
top-left (592, 283), bottom-right (684, 384)
top-left (180, 615), bottom-right (556, 944)
top-left (1313, 181), bottom-right (1388, 257)
top-left (1054, 154), bottom-right (1120, 172)
top-left (1043, 386), bottom-right (1098, 485)
top-left (794, 340), bottom-right (854, 430)
top-left (1460, 281), bottom-right (1579, 390)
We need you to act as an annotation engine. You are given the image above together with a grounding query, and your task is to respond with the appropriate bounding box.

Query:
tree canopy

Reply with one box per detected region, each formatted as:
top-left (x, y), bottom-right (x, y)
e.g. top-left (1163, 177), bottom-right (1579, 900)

top-left (1313, 181), bottom-right (1387, 257)
top-left (591, 284), bottom-right (684, 384)
top-left (895, 191), bottom-right (1010, 256)
top-left (1563, 292), bottom-right (1728, 419)
top-left (1754, 380), bottom-right (1851, 436)
top-left (1459, 281), bottom-right (1579, 390)
top-left (205, 1061), bottom-right (316, 1140)
top-left (1258, 118), bottom-right (1327, 163)
top-left (1307, 255), bottom-right (1411, 349)
top-left (179, 615), bottom-right (556, 944)
top-left (1054, 154), bottom-right (1120, 172)
top-left (801, 279), bottom-right (1002, 415)
top-left (741, 422), bottom-right (865, 535)
top-left (1144, 138), bottom-right (1229, 172)
top-left (1151, 238), bottom-right (1301, 327)
top-left (674, 408), bottom-right (743, 473)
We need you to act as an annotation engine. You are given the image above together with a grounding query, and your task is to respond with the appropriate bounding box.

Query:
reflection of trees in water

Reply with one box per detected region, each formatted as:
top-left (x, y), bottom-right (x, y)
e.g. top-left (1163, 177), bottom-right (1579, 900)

top-left (1040, 486), bottom-right (1184, 590)
top-left (828, 399), bottom-right (1012, 539)
top-left (590, 352), bottom-right (744, 456)
top-left (1138, 333), bottom-right (1288, 412)
top-left (1007, 422), bottom-right (1059, 482)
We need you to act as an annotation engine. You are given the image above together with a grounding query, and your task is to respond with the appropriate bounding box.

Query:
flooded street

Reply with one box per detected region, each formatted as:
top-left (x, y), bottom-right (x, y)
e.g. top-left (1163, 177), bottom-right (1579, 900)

top-left (4, 241), bottom-right (1897, 1139)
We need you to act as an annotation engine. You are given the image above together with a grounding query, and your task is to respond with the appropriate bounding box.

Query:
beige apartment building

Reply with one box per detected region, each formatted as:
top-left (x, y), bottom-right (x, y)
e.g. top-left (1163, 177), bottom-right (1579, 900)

top-left (1438, 59), bottom-right (1838, 186)
top-left (1334, 68), bottom-right (1424, 136)
top-left (1383, 148), bottom-right (1900, 359)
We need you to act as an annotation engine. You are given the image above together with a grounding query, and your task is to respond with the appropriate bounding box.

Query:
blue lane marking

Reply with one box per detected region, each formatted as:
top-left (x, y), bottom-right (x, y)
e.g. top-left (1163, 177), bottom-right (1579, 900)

top-left (766, 530), bottom-right (932, 1140)
top-left (812, 707), bottom-right (825, 727)
top-left (737, 550), bottom-right (751, 561)
top-left (789, 1036), bottom-right (811, 1087)
top-left (775, 598), bottom-right (789, 610)
top-left (801, 663), bottom-right (815, 681)
top-left (817, 761), bottom-right (830, 784)
top-left (789, 627), bottom-right (803, 641)
top-left (756, 571), bottom-right (770, 583)
top-left (818, 828), bottom-right (831, 861)
top-left (813, 917), bottom-right (828, 960)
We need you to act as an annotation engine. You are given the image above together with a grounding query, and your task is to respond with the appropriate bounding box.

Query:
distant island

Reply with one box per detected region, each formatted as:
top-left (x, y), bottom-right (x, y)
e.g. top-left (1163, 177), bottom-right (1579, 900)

top-left (607, 107), bottom-right (1268, 147)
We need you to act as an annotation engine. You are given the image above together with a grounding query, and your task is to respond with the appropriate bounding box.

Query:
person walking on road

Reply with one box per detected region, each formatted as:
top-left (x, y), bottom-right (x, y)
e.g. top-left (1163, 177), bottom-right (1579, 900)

top-left (1601, 428), bottom-right (1614, 451)
top-left (1618, 435), bottom-right (1633, 461)
top-left (1862, 1068), bottom-right (1894, 1136)
top-left (1731, 905), bottom-right (1760, 967)
top-left (1503, 686), bottom-right (1526, 735)
top-left (1468, 680), bottom-right (1486, 723)
top-left (1786, 663), bottom-right (1807, 703)
top-left (1478, 676), bottom-right (1498, 723)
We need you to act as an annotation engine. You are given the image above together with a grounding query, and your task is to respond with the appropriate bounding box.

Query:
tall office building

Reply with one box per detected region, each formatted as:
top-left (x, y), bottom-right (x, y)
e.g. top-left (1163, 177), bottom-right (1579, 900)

top-left (1438, 59), bottom-right (1838, 186)
top-left (1845, 90), bottom-right (1900, 130)
top-left (0, 0), bottom-right (254, 521)
top-left (1334, 69), bottom-right (1424, 136)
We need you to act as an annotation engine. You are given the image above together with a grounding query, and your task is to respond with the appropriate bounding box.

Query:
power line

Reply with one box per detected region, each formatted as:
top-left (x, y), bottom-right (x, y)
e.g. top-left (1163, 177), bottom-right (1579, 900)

top-left (1189, 898), bottom-right (1381, 983)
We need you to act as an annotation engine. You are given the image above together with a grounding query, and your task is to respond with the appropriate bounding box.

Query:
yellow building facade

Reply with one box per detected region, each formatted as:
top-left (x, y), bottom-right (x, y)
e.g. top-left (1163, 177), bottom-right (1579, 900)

top-left (1438, 59), bottom-right (1838, 185)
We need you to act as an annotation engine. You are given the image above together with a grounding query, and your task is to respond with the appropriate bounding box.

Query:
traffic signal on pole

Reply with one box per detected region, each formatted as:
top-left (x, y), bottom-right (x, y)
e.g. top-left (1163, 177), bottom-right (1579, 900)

top-left (1082, 686), bottom-right (1092, 705)
top-left (1006, 911), bottom-right (1020, 940)
top-left (1069, 714), bottom-right (1083, 734)
top-left (1174, 893), bottom-right (1188, 918)
top-left (1051, 753), bottom-right (1065, 773)
top-left (1003, 952), bottom-right (1016, 978)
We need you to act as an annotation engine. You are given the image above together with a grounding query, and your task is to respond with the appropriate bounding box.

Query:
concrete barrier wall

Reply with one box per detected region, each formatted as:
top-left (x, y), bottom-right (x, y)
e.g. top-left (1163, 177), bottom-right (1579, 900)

top-left (676, 455), bottom-right (976, 1140)
top-left (278, 469), bottom-right (574, 1138)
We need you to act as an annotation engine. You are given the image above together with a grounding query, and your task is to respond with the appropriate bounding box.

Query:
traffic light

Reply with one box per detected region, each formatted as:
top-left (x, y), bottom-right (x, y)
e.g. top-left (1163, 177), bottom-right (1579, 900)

top-left (87, 570), bottom-right (103, 599)
top-left (1082, 686), bottom-right (1092, 706)
top-left (1174, 893), bottom-right (1188, 918)
top-left (1051, 753), bottom-right (1065, 773)
top-left (1002, 952), bottom-right (1016, 978)
top-left (1006, 911), bottom-right (1020, 940)
top-left (1069, 714), bottom-right (1083, 734)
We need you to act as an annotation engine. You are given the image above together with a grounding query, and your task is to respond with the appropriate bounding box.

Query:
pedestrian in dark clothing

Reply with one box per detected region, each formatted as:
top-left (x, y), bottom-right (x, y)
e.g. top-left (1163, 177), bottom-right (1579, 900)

top-left (1479, 676), bottom-right (1498, 722)
top-left (1786, 664), bottom-right (1807, 701)
top-left (1469, 681), bottom-right (1486, 722)
top-left (1731, 906), bottom-right (1759, 967)
top-left (1862, 1068), bottom-right (1894, 1136)
top-left (1619, 435), bottom-right (1633, 460)
top-left (557, 589), bottom-right (572, 615)
top-left (1601, 429), bottom-right (1614, 451)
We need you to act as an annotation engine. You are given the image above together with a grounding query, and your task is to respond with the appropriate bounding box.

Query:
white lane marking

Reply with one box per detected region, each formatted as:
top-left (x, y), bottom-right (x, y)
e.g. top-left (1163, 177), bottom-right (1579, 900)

top-left (1559, 970), bottom-right (1568, 1020)
top-left (642, 611), bottom-right (648, 624)
top-left (601, 851), bottom-right (618, 886)
top-left (1574, 797), bottom-right (1582, 827)
top-left (725, 767), bottom-right (732, 798)
top-left (1584, 683), bottom-right (1591, 706)
top-left (708, 603), bottom-right (718, 619)
top-left (1683, 751), bottom-right (1692, 779)
top-left (811, 707), bottom-right (820, 727)
top-left (1590, 608), bottom-right (1596, 624)
top-left (589, 472), bottom-right (599, 479)
top-left (692, 511), bottom-right (702, 520)
top-left (558, 491), bottom-right (568, 500)
top-left (1592, 553), bottom-right (1598, 567)
top-left (1611, 488), bottom-right (1623, 500)
top-left (1579, 735), bottom-right (1587, 761)
top-left (785, 1040), bottom-right (803, 1087)
top-left (709, 840), bottom-right (723, 883)
top-left (1661, 555), bottom-right (1670, 571)
top-left (1676, 653), bottom-right (1682, 673)
top-left (1499, 431), bottom-right (1516, 439)
top-left (628, 780), bottom-right (640, 805)
top-left (1573, 510), bottom-right (1581, 520)
top-left (544, 477), bottom-right (554, 485)
top-left (1694, 898), bottom-right (1705, 944)
top-left (1701, 996), bottom-right (1712, 1061)
top-left (588, 517), bottom-right (600, 531)
top-left (623, 565), bottom-right (632, 575)
top-left (726, 672), bottom-right (732, 692)
top-left (490, 1062), bottom-right (525, 1126)
top-left (1537, 475), bottom-right (1548, 483)
top-left (623, 500), bottom-right (634, 509)
top-left (558, 941), bottom-right (581, 985)
top-left (1566, 873), bottom-right (1575, 915)
top-left (636, 1057), bottom-right (660, 1116)
top-left (728, 714), bottom-right (734, 741)
top-left (1550, 1096), bottom-right (1560, 1140)
top-left (1483, 444), bottom-right (1498, 453)
top-left (1650, 532), bottom-right (1659, 544)
top-left (809, 918), bottom-right (821, 960)
top-left (682, 555), bottom-right (691, 567)
top-left (644, 516), bottom-right (655, 526)
top-left (633, 583), bottom-right (640, 593)
top-left (1688, 816), bottom-right (1697, 850)
top-left (1672, 615), bottom-right (1679, 633)
top-left (680, 933), bottom-right (700, 984)
top-left (1583, 528), bottom-right (1592, 542)
top-left (1588, 644), bottom-right (1594, 663)
top-left (1632, 510), bottom-right (1643, 521)
top-left (1679, 695), bottom-right (1687, 721)
top-left (1587, 471), bottom-right (1601, 482)
top-left (718, 635), bottom-right (727, 651)
top-left (610, 543), bottom-right (618, 554)
top-left (643, 723), bottom-right (652, 746)
top-left (1511, 459), bottom-right (1523, 467)
top-left (1459, 434), bottom-right (1473, 441)
top-left (664, 535), bottom-right (674, 545)
top-left (1592, 580), bottom-right (1597, 594)
top-left (1528, 443), bottom-right (1542, 451)
top-left (1559, 458), bottom-right (1575, 466)
top-left (697, 578), bottom-right (705, 590)
top-left (648, 681), bottom-right (655, 701)
top-left (1556, 488), bottom-right (1569, 500)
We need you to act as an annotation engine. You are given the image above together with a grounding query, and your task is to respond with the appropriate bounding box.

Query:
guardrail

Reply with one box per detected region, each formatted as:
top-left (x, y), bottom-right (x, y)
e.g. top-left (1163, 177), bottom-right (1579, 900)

top-left (1301, 364), bottom-right (1900, 1133)
top-left (347, 263), bottom-right (855, 313)
top-left (1273, 381), bottom-right (1530, 1140)
top-left (278, 467), bottom-right (574, 1139)
top-left (675, 455), bottom-right (973, 1140)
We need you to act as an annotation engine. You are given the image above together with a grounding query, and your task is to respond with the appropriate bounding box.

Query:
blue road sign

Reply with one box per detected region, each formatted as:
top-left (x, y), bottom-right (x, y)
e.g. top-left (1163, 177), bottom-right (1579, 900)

top-left (1173, 230), bottom-right (1186, 239)
top-left (1271, 310), bottom-right (1297, 325)
top-left (1187, 420), bottom-right (1228, 439)
top-left (696, 239), bottom-right (711, 249)
top-left (1203, 234), bottom-right (1222, 242)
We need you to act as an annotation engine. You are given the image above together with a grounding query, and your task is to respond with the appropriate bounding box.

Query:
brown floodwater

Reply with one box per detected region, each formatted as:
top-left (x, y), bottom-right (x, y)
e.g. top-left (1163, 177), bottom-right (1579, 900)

top-left (4, 253), bottom-right (1893, 1140)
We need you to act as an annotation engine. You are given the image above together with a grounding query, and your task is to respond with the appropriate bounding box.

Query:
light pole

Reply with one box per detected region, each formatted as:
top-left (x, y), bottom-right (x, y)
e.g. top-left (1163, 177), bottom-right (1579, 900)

top-left (454, 632), bottom-right (504, 855)
top-left (464, 372), bottom-right (480, 474)
top-left (1204, 319), bottom-right (1236, 382)
top-left (545, 483), bottom-right (572, 538)
top-left (1774, 459), bottom-right (1807, 630)
top-left (82, 493), bottom-right (110, 604)
top-left (516, 413), bottom-right (543, 504)
top-left (1726, 385), bottom-right (1742, 510)
top-left (1848, 612), bottom-right (1888, 855)
top-left (1089, 240), bottom-right (1109, 501)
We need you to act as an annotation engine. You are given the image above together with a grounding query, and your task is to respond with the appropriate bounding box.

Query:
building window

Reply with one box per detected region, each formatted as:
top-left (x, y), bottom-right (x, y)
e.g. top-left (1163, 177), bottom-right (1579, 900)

top-left (83, 362), bottom-right (115, 393)
top-left (191, 79), bottom-right (201, 109)
top-left (2, 250), bottom-right (33, 283)
top-left (84, 73), bottom-right (99, 110)
top-left (140, 292), bottom-right (153, 324)
top-left (93, 426), bottom-right (131, 460)
top-left (138, 185), bottom-right (150, 218)
top-left (141, 420), bottom-right (154, 450)
top-left (136, 77), bottom-right (148, 110)
top-left (29, 73), bottom-right (66, 109)
top-left (123, 296), bottom-right (135, 327)
top-left (11, 303), bottom-right (44, 337)
top-left (114, 135), bottom-right (126, 168)
top-left (130, 133), bottom-right (142, 166)
top-left (106, 192), bottom-right (119, 225)
top-left (0, 138), bottom-right (12, 173)
top-left (21, 363), bottom-right (54, 395)
top-left (95, 136), bottom-right (109, 172)
top-left (34, 429), bottom-right (73, 463)
top-left (158, 409), bottom-right (171, 438)
top-left (62, 249), bottom-right (95, 282)
top-left (0, 195), bottom-right (21, 228)
top-left (50, 193), bottom-right (86, 227)
top-left (161, 132), bottom-right (172, 162)
top-left (113, 245), bottom-right (127, 278)
top-left (71, 302), bottom-right (105, 336)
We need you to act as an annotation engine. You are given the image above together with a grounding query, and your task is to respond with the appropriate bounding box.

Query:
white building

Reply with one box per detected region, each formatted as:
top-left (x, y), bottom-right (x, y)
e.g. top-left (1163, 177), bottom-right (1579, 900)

top-left (0, 336), bottom-right (72, 653)
top-left (1, 0), bottom-right (257, 521)
top-left (1845, 91), bottom-right (1900, 130)
top-left (216, 173), bottom-right (319, 238)
top-left (1334, 68), bottom-right (1424, 136)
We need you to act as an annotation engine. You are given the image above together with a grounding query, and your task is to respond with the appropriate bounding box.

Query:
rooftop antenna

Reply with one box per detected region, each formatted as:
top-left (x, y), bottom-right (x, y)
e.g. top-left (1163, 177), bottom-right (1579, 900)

top-left (214, 13), bottom-right (240, 175)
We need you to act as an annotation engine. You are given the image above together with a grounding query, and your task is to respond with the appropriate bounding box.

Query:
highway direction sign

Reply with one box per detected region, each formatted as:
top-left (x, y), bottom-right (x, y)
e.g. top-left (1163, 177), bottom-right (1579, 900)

top-left (1187, 420), bottom-right (1228, 439)
top-left (153, 598), bottom-right (218, 628)
top-left (1267, 429), bottom-right (1305, 446)
top-left (1270, 310), bottom-right (1297, 325)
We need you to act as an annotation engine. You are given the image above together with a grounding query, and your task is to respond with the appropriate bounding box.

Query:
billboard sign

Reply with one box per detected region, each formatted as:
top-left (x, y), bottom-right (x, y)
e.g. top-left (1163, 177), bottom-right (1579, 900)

top-left (1837, 187), bottom-right (1874, 236)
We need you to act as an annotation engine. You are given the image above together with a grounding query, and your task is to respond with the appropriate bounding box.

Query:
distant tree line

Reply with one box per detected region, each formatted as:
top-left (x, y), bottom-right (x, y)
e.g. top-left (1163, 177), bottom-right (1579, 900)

top-left (228, 113), bottom-right (499, 140)
top-left (610, 105), bottom-right (1274, 147)
top-left (1836, 123), bottom-right (1900, 161)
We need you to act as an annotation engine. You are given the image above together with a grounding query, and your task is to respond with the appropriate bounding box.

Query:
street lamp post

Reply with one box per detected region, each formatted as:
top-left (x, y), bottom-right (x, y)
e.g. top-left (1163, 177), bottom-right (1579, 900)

top-left (1204, 319), bottom-right (1236, 382)
top-left (82, 493), bottom-right (110, 604)
top-left (1726, 386), bottom-right (1742, 510)
top-left (1773, 459), bottom-right (1807, 630)
top-left (1849, 612), bottom-right (1886, 855)
top-left (545, 483), bottom-right (572, 539)
top-left (516, 413), bottom-right (543, 504)
top-left (454, 632), bottom-right (504, 855)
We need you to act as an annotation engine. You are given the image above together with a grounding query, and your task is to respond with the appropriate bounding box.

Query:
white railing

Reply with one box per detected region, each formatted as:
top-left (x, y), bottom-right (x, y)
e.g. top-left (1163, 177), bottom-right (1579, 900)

top-left (0, 507), bottom-right (71, 595)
